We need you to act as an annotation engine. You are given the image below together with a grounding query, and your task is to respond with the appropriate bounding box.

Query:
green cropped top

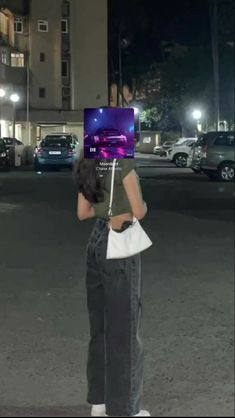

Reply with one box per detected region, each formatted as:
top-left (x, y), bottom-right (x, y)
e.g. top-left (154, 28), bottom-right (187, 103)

top-left (92, 159), bottom-right (143, 218)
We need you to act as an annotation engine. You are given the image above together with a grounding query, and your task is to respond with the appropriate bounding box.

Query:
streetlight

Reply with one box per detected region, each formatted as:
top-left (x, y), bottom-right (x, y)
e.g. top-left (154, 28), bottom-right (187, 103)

top-left (0, 88), bottom-right (6, 98)
top-left (192, 109), bottom-right (202, 133)
top-left (10, 93), bottom-right (20, 138)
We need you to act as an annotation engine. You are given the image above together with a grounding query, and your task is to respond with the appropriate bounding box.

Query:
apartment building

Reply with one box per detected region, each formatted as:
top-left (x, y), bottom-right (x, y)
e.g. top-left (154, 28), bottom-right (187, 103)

top-left (0, 0), bottom-right (108, 145)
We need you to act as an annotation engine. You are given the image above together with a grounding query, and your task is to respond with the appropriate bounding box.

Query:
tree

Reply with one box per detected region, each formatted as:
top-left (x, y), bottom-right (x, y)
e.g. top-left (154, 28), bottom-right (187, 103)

top-left (158, 45), bottom-right (215, 132)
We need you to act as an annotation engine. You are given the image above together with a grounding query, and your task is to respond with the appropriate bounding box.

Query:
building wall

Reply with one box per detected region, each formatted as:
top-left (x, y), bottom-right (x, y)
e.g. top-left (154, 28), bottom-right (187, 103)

top-left (1, 0), bottom-right (108, 146)
top-left (0, 8), bottom-right (15, 46)
top-left (29, 0), bottom-right (62, 110)
top-left (70, 0), bottom-right (108, 110)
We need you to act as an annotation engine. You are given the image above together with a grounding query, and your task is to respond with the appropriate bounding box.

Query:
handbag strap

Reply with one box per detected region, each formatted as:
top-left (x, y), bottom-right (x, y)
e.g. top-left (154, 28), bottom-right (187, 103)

top-left (108, 159), bottom-right (117, 218)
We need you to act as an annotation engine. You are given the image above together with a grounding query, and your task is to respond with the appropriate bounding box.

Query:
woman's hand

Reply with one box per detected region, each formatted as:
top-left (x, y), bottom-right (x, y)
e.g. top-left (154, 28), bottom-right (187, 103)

top-left (123, 171), bottom-right (148, 220)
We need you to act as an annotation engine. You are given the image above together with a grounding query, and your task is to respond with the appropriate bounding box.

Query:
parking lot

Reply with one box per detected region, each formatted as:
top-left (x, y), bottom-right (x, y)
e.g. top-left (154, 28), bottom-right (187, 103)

top-left (0, 159), bottom-right (234, 417)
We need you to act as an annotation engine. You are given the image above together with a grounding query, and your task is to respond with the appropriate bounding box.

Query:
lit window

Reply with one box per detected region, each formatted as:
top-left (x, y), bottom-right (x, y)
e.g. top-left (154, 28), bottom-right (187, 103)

top-left (61, 19), bottom-right (68, 33)
top-left (14, 18), bottom-right (23, 33)
top-left (11, 53), bottom-right (24, 67)
top-left (38, 20), bottom-right (48, 32)
top-left (62, 60), bottom-right (69, 77)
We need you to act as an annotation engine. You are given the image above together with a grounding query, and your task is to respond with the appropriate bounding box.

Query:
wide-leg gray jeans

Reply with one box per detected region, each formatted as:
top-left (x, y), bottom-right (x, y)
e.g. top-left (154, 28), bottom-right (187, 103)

top-left (86, 217), bottom-right (144, 417)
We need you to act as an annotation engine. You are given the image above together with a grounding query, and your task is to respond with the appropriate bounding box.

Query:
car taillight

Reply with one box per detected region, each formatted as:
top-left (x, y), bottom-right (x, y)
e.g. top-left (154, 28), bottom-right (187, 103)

top-left (68, 148), bottom-right (74, 155)
top-left (37, 148), bottom-right (44, 155)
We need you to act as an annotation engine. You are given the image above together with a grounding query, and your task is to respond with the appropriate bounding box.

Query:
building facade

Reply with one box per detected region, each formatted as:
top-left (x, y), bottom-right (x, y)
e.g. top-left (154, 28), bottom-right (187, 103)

top-left (0, 0), bottom-right (108, 145)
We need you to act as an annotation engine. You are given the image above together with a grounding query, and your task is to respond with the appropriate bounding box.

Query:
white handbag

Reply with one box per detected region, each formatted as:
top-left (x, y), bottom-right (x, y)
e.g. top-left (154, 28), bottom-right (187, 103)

top-left (106, 159), bottom-right (153, 259)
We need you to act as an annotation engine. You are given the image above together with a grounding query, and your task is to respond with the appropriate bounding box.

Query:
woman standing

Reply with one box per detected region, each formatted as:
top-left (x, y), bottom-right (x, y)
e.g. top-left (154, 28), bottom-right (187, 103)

top-left (75, 157), bottom-right (150, 417)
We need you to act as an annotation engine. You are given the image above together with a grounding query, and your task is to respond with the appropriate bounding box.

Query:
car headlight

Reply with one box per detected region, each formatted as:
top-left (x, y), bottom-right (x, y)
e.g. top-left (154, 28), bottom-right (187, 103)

top-left (0, 152), bottom-right (7, 157)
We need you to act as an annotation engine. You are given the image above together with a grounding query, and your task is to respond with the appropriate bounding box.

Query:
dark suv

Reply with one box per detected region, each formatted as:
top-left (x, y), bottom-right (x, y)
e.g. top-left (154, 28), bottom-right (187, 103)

top-left (199, 131), bottom-right (235, 181)
top-left (0, 138), bottom-right (9, 171)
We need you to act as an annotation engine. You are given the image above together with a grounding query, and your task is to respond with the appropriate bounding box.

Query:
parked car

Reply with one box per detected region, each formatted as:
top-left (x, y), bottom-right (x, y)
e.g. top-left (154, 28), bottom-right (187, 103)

top-left (187, 132), bottom-right (217, 172)
top-left (153, 145), bottom-right (166, 156)
top-left (86, 128), bottom-right (128, 147)
top-left (34, 133), bottom-right (80, 171)
top-left (162, 140), bottom-right (177, 150)
top-left (2, 137), bottom-right (23, 146)
top-left (187, 143), bottom-right (201, 172)
top-left (153, 140), bottom-right (177, 156)
top-left (199, 131), bottom-right (235, 181)
top-left (174, 137), bottom-right (197, 146)
top-left (167, 139), bottom-right (198, 167)
top-left (2, 137), bottom-right (25, 166)
top-left (0, 138), bottom-right (9, 171)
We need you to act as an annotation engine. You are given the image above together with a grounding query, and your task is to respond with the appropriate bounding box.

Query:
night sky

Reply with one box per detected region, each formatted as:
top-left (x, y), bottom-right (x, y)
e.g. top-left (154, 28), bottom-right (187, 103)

top-left (108, 0), bottom-right (212, 83)
top-left (140, 0), bottom-right (211, 45)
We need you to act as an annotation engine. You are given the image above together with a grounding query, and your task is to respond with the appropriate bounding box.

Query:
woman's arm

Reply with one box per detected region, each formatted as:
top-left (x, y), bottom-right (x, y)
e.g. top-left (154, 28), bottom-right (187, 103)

top-left (77, 193), bottom-right (95, 221)
top-left (123, 170), bottom-right (147, 220)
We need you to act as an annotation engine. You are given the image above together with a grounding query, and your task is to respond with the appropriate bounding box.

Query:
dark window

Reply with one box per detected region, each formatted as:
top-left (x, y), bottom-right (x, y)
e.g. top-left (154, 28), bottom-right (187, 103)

top-left (38, 20), bottom-right (48, 32)
top-left (14, 18), bottom-right (23, 34)
top-left (214, 135), bottom-right (234, 146)
top-left (62, 96), bottom-right (71, 110)
top-left (62, 1), bottom-right (70, 17)
top-left (40, 53), bottom-right (45, 62)
top-left (62, 60), bottom-right (68, 77)
top-left (39, 88), bottom-right (46, 98)
top-left (42, 136), bottom-right (72, 147)
top-left (61, 19), bottom-right (68, 33)
top-left (62, 87), bottom-right (70, 97)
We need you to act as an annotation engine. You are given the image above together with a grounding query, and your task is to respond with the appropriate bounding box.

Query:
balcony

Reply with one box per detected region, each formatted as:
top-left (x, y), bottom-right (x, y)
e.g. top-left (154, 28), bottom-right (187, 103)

top-left (0, 62), bottom-right (26, 85)
top-left (0, 0), bottom-right (29, 15)
top-left (0, 31), bottom-right (14, 48)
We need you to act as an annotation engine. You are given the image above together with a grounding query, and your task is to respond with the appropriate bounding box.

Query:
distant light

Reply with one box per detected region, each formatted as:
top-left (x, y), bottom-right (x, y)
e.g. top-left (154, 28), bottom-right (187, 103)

top-left (10, 93), bottom-right (20, 103)
top-left (0, 88), bottom-right (6, 98)
top-left (192, 110), bottom-right (202, 120)
top-left (94, 118), bottom-right (98, 122)
top-left (133, 107), bottom-right (139, 115)
top-left (99, 109), bottom-right (103, 113)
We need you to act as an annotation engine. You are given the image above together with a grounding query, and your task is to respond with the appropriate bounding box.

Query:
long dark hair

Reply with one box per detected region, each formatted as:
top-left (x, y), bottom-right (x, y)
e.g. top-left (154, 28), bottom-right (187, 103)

top-left (73, 157), bottom-right (108, 204)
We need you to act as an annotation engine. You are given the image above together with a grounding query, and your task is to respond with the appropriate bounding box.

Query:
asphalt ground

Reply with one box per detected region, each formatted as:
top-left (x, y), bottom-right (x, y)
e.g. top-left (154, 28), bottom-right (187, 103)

top-left (0, 159), bottom-right (234, 417)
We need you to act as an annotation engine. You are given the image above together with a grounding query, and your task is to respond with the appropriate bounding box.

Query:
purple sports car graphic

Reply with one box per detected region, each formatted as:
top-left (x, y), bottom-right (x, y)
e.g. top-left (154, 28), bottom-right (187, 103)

top-left (93, 128), bottom-right (127, 146)
top-left (84, 107), bottom-right (134, 159)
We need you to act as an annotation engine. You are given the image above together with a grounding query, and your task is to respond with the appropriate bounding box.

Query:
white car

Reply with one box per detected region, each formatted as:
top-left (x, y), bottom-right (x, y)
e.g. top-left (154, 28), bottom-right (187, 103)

top-left (167, 139), bottom-right (198, 167)
top-left (174, 137), bottom-right (197, 146)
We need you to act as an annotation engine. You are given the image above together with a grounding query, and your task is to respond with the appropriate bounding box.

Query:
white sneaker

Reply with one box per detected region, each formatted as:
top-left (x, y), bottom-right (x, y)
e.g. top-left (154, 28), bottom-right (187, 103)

top-left (91, 404), bottom-right (106, 417)
top-left (134, 411), bottom-right (151, 417)
top-left (104, 410), bottom-right (151, 417)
